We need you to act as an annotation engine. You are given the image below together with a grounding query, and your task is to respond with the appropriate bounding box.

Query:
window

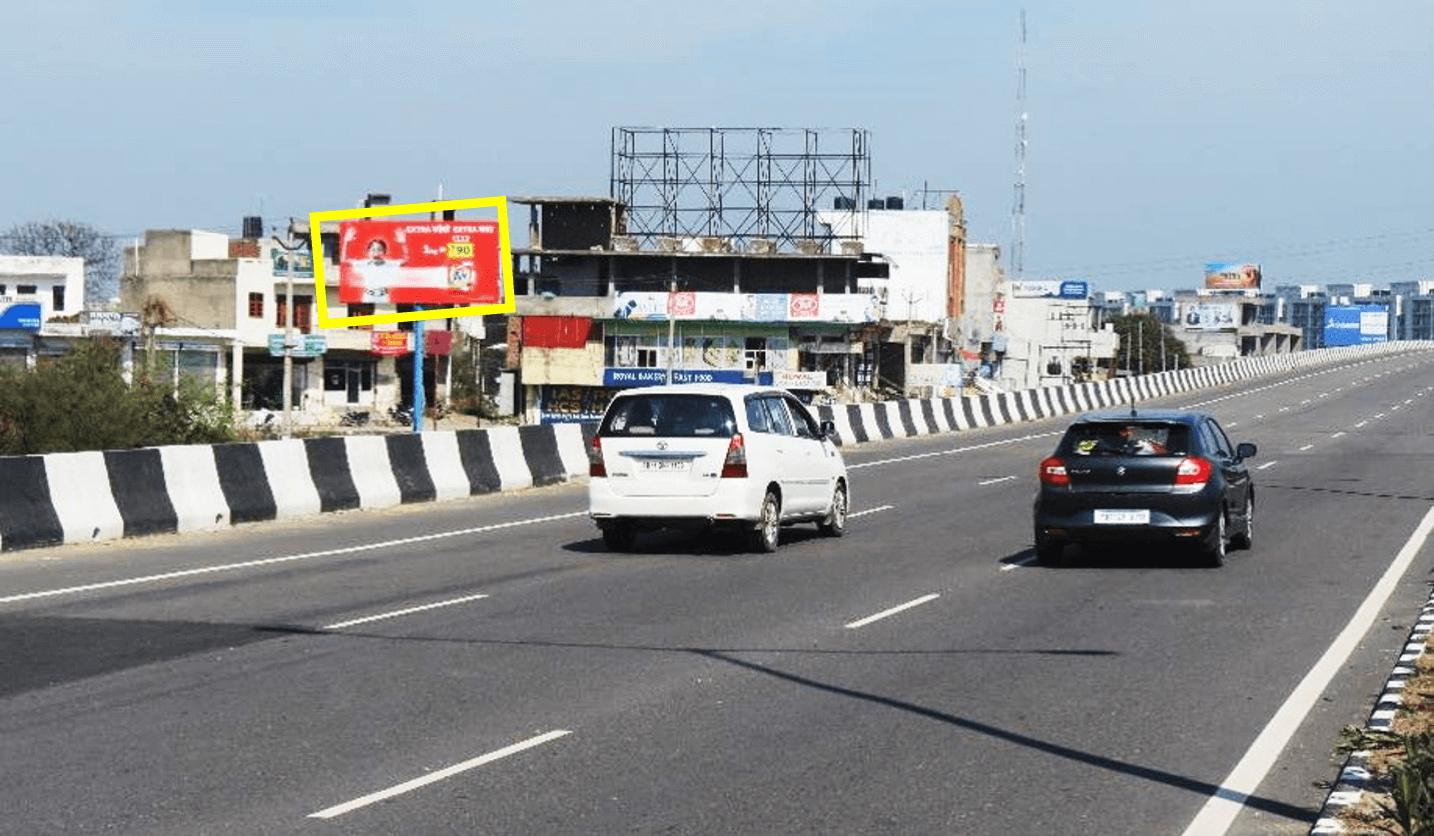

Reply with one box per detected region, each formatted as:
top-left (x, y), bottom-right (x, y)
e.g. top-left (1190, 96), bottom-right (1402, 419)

top-left (17, 285), bottom-right (37, 295)
top-left (347, 303), bottom-right (374, 330)
top-left (275, 295), bottom-right (314, 333)
top-left (248, 293), bottom-right (264, 318)
top-left (760, 396), bottom-right (796, 436)
top-left (52, 286), bottom-right (64, 311)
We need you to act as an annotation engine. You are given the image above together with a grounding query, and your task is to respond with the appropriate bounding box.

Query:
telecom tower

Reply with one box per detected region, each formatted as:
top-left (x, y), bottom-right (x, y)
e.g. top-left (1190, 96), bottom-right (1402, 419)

top-left (1012, 9), bottom-right (1027, 281)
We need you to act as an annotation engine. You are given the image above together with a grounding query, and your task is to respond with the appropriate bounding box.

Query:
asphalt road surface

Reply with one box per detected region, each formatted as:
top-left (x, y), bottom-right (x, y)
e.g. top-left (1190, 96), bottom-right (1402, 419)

top-left (3, 351), bottom-right (1434, 835)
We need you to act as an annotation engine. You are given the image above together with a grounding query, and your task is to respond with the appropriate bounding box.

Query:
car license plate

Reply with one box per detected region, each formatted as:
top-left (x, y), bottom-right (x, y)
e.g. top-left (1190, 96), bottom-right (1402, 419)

top-left (639, 459), bottom-right (691, 473)
top-left (1094, 509), bottom-right (1150, 524)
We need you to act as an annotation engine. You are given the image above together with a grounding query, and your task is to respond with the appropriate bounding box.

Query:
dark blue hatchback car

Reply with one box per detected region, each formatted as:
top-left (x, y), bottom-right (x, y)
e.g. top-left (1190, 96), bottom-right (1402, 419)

top-left (1032, 409), bottom-right (1256, 567)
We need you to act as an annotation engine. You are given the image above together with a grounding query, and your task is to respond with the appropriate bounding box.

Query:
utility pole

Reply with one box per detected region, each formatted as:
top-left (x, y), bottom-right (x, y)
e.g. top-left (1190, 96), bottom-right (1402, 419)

top-left (271, 234), bottom-right (301, 439)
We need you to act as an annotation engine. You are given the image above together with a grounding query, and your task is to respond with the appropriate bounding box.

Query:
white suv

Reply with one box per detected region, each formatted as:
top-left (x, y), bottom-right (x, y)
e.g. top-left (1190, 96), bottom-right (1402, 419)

top-left (587, 383), bottom-right (850, 552)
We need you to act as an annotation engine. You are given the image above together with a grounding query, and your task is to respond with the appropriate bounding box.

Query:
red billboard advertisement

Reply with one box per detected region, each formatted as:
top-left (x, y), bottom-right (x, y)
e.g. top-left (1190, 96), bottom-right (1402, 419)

top-left (339, 219), bottom-right (503, 306)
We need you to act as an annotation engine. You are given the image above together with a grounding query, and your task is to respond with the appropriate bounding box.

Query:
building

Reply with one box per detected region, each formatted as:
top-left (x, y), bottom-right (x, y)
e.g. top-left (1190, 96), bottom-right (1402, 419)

top-left (510, 195), bottom-right (891, 422)
top-left (0, 255), bottom-right (87, 369)
top-left (119, 220), bottom-right (464, 425)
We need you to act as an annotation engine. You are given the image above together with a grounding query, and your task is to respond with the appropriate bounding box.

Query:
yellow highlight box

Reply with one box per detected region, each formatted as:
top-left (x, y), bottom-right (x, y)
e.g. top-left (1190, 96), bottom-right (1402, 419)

top-left (310, 196), bottom-right (516, 329)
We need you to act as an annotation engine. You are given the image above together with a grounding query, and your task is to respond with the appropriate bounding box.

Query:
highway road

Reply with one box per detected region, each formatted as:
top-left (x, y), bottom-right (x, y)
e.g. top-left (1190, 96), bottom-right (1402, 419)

top-left (3, 350), bottom-right (1434, 835)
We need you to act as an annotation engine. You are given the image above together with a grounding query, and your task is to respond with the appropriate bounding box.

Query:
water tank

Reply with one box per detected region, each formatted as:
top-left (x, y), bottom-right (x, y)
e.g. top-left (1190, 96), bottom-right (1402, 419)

top-left (241, 216), bottom-right (263, 238)
top-left (885, 196), bottom-right (904, 210)
top-left (832, 196), bottom-right (856, 210)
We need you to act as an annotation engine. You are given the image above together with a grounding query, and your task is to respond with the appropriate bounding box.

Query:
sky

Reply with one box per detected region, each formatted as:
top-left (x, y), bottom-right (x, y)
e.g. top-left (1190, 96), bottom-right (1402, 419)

top-left (3, 0), bottom-right (1431, 293)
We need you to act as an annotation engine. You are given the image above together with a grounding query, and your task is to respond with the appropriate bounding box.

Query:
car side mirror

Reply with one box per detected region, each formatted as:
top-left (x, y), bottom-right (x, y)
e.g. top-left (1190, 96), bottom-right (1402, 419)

top-left (1236, 442), bottom-right (1257, 461)
top-left (819, 419), bottom-right (837, 439)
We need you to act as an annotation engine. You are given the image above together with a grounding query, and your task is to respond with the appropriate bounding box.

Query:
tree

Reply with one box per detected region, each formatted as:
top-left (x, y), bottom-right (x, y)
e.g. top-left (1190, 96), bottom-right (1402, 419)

top-left (0, 219), bottom-right (122, 310)
top-left (1110, 312), bottom-right (1191, 375)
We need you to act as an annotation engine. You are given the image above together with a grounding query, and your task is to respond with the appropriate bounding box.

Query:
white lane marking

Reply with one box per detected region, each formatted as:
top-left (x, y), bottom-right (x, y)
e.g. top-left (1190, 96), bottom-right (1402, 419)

top-left (1331, 432), bottom-right (1346, 439)
top-left (323, 594), bottom-right (491, 631)
top-left (978, 476), bottom-right (1018, 486)
top-left (846, 431), bottom-right (1061, 470)
top-left (1180, 506), bottom-right (1434, 836)
top-left (1000, 557), bottom-right (1036, 572)
top-left (1376, 413), bottom-right (1387, 419)
top-left (1256, 461), bottom-right (1279, 471)
top-left (1355, 421), bottom-right (1368, 428)
top-left (309, 730), bottom-right (572, 819)
top-left (0, 512), bottom-right (588, 605)
top-left (1298, 444), bottom-right (1314, 452)
top-left (849, 505), bottom-right (894, 519)
top-left (845, 594), bottom-right (941, 629)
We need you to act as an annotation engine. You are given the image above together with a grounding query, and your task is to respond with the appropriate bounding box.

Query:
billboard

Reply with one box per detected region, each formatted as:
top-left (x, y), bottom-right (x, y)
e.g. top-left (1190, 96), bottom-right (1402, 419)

top-left (1204, 261), bottom-right (1261, 290)
top-left (338, 219), bottom-right (503, 306)
top-left (609, 291), bottom-right (879, 324)
top-left (1324, 304), bottom-right (1389, 346)
top-left (0, 303), bottom-right (41, 331)
top-left (1182, 302), bottom-right (1239, 331)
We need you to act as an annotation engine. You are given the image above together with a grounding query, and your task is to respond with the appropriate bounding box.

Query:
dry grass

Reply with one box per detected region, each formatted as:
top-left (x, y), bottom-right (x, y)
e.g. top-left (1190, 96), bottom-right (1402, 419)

top-left (1334, 643), bottom-right (1434, 834)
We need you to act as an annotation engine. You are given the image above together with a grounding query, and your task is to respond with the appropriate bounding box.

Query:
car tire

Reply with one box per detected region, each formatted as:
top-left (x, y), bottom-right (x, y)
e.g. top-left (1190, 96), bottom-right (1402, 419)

top-left (1230, 497), bottom-right (1254, 551)
top-left (748, 490), bottom-right (781, 553)
top-left (1203, 510), bottom-right (1227, 567)
top-left (602, 523), bottom-right (637, 552)
top-left (818, 481), bottom-right (848, 537)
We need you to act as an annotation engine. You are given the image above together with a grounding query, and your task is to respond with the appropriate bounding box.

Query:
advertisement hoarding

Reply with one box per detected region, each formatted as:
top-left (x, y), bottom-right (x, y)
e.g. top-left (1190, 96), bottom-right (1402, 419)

top-left (1182, 302), bottom-right (1239, 331)
top-left (1203, 261), bottom-right (1262, 290)
top-left (0, 303), bottom-right (42, 331)
top-left (338, 219), bottom-right (503, 306)
top-left (1324, 305), bottom-right (1389, 346)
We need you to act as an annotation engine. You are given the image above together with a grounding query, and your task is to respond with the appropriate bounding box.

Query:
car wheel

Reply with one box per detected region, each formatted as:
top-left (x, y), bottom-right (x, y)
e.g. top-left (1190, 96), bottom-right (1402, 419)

top-left (602, 523), bottom-right (637, 552)
top-left (1203, 510), bottom-right (1227, 567)
top-left (1230, 497), bottom-right (1254, 551)
top-left (748, 490), bottom-right (781, 553)
top-left (818, 482), bottom-right (848, 537)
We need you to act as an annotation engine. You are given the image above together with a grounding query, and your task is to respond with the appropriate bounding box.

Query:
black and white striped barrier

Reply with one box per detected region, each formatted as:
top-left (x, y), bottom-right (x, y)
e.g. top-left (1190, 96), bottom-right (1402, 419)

top-left (815, 341), bottom-right (1434, 446)
top-left (0, 425), bottom-right (589, 552)
top-left (0, 342), bottom-right (1428, 552)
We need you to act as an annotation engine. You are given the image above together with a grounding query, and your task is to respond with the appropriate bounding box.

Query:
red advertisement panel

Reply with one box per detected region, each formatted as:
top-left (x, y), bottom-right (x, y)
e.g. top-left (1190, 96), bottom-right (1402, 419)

top-left (370, 331), bottom-right (412, 356)
top-left (339, 219), bottom-right (503, 306)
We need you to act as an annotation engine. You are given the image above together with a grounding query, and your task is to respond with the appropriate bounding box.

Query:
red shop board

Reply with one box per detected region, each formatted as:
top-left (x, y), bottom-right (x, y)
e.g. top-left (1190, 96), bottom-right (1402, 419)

top-left (339, 220), bottom-right (503, 306)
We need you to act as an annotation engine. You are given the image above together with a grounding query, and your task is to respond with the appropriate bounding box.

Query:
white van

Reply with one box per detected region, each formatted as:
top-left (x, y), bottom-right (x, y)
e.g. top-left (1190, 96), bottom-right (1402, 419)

top-left (587, 383), bottom-right (850, 552)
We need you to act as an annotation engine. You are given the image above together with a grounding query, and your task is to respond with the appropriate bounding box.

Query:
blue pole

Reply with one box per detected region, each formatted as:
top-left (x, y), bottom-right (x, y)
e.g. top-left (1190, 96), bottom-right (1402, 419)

top-left (413, 305), bottom-right (424, 434)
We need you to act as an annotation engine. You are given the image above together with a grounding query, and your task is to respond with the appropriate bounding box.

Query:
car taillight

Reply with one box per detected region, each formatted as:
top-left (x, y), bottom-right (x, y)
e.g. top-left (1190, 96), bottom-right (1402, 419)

top-left (1038, 456), bottom-right (1069, 487)
top-left (721, 433), bottom-right (748, 478)
top-left (588, 435), bottom-right (606, 478)
top-left (1174, 456), bottom-right (1212, 486)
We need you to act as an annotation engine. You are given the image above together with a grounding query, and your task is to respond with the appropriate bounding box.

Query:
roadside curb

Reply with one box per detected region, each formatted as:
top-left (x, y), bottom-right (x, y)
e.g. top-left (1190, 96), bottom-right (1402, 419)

top-left (1310, 588), bottom-right (1434, 834)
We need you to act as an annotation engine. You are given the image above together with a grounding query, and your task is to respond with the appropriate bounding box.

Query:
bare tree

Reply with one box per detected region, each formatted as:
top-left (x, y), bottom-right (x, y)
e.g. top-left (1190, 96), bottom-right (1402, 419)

top-left (0, 220), bottom-right (122, 309)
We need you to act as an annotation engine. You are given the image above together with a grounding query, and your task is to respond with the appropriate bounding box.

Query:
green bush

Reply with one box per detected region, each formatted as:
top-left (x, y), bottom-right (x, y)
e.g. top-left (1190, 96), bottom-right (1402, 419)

top-left (0, 340), bottom-right (237, 455)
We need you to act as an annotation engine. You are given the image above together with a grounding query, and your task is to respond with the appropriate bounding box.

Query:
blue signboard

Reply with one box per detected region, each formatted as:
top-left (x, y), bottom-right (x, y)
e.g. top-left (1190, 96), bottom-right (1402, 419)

top-left (1058, 281), bottom-right (1090, 299)
top-left (1323, 305), bottom-right (1388, 346)
top-left (0, 303), bottom-right (41, 331)
top-left (603, 368), bottom-right (772, 387)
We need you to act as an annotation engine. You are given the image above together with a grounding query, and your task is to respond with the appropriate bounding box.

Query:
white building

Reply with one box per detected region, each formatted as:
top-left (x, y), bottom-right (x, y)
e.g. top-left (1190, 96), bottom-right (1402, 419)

top-left (0, 255), bottom-right (86, 368)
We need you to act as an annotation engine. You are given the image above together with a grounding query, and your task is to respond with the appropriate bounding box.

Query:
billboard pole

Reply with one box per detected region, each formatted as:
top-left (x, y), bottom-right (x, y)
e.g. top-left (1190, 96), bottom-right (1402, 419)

top-left (414, 304), bottom-right (425, 434)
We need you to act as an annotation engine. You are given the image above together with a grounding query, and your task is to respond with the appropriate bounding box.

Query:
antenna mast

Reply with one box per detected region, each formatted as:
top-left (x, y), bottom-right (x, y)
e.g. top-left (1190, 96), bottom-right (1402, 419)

top-left (1011, 9), bottom-right (1027, 281)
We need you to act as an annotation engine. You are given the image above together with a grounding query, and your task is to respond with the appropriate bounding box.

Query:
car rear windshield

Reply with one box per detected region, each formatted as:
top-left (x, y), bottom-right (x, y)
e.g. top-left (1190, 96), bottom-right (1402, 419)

top-left (599, 394), bottom-right (737, 438)
top-left (1061, 422), bottom-right (1190, 457)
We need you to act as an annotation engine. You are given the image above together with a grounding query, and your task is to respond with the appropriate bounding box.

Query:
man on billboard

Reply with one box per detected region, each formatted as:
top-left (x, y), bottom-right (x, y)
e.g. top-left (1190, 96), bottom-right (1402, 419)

top-left (339, 219), bottom-right (503, 307)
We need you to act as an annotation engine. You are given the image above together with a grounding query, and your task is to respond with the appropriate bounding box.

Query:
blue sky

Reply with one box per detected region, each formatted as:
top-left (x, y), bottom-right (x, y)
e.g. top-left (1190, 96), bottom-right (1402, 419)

top-left (4, 0), bottom-right (1431, 292)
